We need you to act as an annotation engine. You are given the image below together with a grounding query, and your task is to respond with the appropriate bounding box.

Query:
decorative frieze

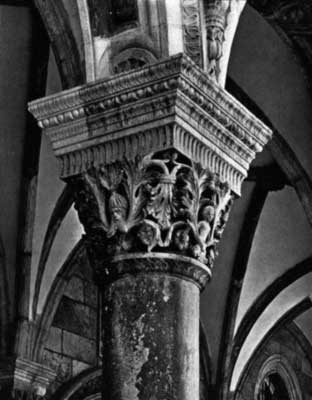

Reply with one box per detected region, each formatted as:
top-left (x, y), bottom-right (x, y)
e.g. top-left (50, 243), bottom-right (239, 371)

top-left (29, 54), bottom-right (271, 196)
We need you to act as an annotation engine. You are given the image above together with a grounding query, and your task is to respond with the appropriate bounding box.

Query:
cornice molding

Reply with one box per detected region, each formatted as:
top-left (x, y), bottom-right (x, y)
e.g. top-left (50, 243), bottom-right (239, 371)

top-left (29, 54), bottom-right (271, 196)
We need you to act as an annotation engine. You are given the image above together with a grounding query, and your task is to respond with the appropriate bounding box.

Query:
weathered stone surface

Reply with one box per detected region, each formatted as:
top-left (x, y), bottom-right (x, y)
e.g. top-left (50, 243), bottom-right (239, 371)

top-left (102, 270), bottom-right (199, 400)
top-left (53, 296), bottom-right (97, 340)
top-left (42, 350), bottom-right (72, 383)
top-left (65, 276), bottom-right (84, 302)
top-left (74, 256), bottom-right (94, 282)
top-left (62, 331), bottom-right (96, 365)
top-left (45, 327), bottom-right (62, 353)
top-left (72, 360), bottom-right (91, 377)
top-left (236, 325), bottom-right (312, 400)
top-left (84, 281), bottom-right (98, 308)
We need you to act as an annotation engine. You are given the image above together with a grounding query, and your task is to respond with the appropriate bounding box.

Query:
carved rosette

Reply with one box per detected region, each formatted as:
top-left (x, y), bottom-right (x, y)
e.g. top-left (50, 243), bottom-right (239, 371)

top-left (28, 54), bottom-right (272, 284)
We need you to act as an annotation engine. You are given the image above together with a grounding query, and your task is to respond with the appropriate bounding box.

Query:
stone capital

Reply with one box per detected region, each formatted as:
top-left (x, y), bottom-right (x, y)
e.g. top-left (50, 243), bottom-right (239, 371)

top-left (13, 358), bottom-right (56, 398)
top-left (29, 54), bottom-right (272, 282)
top-left (0, 357), bottom-right (56, 399)
top-left (72, 149), bottom-right (234, 279)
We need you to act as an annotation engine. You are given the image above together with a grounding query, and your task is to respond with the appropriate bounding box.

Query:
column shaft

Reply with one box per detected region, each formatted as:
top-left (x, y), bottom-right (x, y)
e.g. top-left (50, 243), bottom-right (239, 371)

top-left (102, 271), bottom-right (199, 400)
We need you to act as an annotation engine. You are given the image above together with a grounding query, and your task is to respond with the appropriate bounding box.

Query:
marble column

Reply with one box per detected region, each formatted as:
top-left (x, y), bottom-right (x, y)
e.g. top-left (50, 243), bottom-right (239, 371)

top-left (29, 54), bottom-right (271, 400)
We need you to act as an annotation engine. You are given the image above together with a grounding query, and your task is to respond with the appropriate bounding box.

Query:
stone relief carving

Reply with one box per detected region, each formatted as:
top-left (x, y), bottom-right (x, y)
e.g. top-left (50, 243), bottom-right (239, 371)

top-left (112, 48), bottom-right (157, 75)
top-left (72, 150), bottom-right (233, 271)
top-left (204, 0), bottom-right (230, 80)
top-left (182, 0), bottom-right (203, 67)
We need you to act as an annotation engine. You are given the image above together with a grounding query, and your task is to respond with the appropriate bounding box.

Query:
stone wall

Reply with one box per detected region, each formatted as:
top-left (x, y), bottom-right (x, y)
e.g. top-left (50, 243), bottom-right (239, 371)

top-left (42, 259), bottom-right (99, 391)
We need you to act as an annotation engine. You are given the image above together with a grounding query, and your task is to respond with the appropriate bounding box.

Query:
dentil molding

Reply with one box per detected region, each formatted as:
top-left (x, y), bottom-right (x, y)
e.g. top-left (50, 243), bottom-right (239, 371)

top-left (29, 54), bottom-right (271, 196)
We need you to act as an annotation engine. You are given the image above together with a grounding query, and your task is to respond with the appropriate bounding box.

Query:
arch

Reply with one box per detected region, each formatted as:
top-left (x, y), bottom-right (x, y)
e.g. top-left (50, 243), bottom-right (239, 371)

top-left (33, 0), bottom-right (84, 88)
top-left (97, 34), bottom-right (160, 78)
top-left (32, 185), bottom-right (74, 319)
top-left (218, 0), bottom-right (247, 86)
top-left (31, 240), bottom-right (86, 362)
top-left (254, 355), bottom-right (302, 400)
top-left (232, 257), bottom-right (312, 376)
top-left (216, 182), bottom-right (268, 399)
top-left (112, 47), bottom-right (157, 74)
top-left (51, 367), bottom-right (101, 400)
top-left (227, 78), bottom-right (312, 227)
top-left (77, 0), bottom-right (95, 82)
top-left (217, 73), bottom-right (312, 398)
top-left (234, 297), bottom-right (312, 395)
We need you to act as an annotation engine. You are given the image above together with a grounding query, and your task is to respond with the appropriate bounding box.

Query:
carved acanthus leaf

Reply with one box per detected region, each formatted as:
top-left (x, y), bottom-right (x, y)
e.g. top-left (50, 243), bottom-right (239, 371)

top-left (73, 150), bottom-right (234, 270)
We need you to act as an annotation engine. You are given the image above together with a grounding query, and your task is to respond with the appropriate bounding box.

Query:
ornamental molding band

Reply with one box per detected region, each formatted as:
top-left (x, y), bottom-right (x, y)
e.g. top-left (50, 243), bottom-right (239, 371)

top-left (29, 54), bottom-right (272, 277)
top-left (29, 54), bottom-right (271, 195)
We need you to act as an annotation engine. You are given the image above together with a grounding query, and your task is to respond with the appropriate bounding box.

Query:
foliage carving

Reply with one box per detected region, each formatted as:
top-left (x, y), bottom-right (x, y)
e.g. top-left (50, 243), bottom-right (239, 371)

top-left (72, 151), bottom-right (233, 270)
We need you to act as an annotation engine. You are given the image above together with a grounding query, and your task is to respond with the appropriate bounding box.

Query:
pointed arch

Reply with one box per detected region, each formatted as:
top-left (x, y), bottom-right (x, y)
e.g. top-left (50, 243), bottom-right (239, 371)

top-left (31, 240), bottom-right (86, 362)
top-left (32, 185), bottom-right (74, 318)
top-left (33, 0), bottom-right (84, 88)
top-left (217, 77), bottom-right (312, 399)
top-left (229, 257), bottom-right (312, 396)
top-left (234, 298), bottom-right (312, 397)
